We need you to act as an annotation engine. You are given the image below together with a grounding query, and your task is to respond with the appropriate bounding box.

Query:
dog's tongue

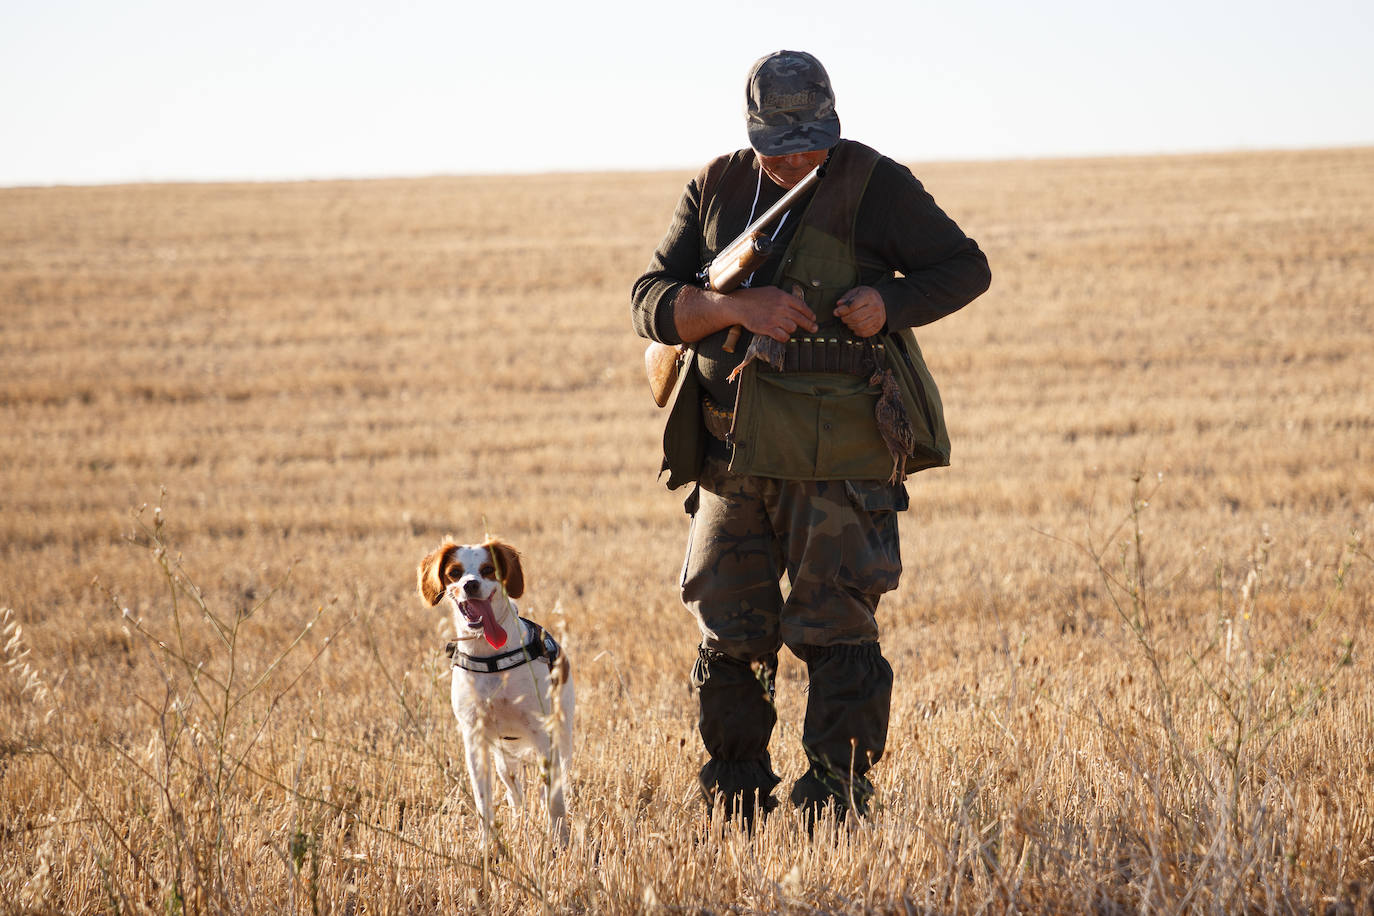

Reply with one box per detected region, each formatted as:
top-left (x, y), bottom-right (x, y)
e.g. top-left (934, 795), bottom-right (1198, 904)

top-left (461, 598), bottom-right (507, 649)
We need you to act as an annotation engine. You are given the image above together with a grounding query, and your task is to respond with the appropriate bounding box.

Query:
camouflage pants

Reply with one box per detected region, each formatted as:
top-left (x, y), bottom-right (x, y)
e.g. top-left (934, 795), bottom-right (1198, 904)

top-left (682, 456), bottom-right (901, 822)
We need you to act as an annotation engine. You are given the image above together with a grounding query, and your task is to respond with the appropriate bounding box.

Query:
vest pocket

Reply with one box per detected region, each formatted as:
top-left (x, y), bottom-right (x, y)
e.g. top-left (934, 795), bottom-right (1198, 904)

top-left (780, 253), bottom-right (857, 322)
top-left (731, 371), bottom-right (895, 481)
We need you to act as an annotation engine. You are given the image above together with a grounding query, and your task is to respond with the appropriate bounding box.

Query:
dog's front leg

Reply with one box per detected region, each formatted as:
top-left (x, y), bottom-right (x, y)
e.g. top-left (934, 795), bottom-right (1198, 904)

top-left (493, 748), bottom-right (522, 812)
top-left (464, 738), bottom-right (498, 849)
top-left (547, 681), bottom-right (575, 847)
top-left (545, 748), bottom-right (570, 848)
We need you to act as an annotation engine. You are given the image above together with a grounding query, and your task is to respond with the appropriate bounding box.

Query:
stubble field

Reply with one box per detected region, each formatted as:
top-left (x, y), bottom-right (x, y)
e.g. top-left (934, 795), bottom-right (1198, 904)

top-left (2, 147), bottom-right (1372, 914)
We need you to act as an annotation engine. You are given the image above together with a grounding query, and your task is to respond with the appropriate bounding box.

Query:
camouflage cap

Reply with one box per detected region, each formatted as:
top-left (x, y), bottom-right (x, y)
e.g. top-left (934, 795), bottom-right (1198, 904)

top-left (745, 50), bottom-right (841, 156)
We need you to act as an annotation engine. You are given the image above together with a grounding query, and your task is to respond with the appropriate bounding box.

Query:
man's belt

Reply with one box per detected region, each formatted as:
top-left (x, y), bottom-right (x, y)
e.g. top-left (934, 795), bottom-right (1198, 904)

top-left (702, 394), bottom-right (734, 441)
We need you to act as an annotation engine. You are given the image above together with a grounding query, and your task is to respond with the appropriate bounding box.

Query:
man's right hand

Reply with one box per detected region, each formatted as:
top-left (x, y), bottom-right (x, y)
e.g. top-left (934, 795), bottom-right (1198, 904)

top-left (730, 284), bottom-right (819, 342)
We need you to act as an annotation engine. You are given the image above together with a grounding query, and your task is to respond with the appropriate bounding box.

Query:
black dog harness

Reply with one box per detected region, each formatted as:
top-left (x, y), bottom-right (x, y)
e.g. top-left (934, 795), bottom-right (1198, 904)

top-left (445, 618), bottom-right (563, 674)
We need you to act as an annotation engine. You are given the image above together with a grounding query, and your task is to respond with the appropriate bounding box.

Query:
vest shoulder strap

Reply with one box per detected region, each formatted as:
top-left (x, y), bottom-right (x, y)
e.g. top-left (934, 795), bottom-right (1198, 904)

top-left (797, 140), bottom-right (883, 241)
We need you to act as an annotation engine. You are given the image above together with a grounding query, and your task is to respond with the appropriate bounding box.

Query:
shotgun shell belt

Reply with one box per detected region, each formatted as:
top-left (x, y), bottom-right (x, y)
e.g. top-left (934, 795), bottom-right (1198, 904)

top-left (779, 337), bottom-right (885, 376)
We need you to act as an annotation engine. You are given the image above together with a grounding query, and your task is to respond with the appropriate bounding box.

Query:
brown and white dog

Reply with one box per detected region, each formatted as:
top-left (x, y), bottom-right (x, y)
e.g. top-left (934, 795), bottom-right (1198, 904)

top-left (417, 538), bottom-right (573, 847)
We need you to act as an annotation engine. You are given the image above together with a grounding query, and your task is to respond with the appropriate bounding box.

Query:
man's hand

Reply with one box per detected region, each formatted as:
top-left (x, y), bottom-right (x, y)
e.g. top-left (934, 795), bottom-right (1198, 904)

top-left (735, 284), bottom-right (820, 342)
top-left (833, 286), bottom-right (887, 338)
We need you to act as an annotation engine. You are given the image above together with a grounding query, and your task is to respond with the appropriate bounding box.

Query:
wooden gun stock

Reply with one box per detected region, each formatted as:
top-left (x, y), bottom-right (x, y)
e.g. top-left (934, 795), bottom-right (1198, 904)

top-left (644, 341), bottom-right (684, 408)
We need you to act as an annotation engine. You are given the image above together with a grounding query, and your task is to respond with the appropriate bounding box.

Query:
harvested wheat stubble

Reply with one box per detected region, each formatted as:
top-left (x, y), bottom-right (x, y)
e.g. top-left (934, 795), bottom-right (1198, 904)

top-left (1, 148), bottom-right (1371, 913)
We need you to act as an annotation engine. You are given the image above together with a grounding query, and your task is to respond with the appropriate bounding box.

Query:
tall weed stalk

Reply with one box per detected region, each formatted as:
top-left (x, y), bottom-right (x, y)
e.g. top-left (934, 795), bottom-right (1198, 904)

top-left (102, 497), bottom-right (348, 912)
top-left (1071, 473), bottom-right (1360, 912)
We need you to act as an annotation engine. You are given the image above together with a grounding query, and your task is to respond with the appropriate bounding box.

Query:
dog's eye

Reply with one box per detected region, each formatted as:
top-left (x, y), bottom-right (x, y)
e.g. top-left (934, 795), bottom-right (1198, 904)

top-left (480, 564), bottom-right (496, 578)
top-left (445, 564), bottom-right (463, 581)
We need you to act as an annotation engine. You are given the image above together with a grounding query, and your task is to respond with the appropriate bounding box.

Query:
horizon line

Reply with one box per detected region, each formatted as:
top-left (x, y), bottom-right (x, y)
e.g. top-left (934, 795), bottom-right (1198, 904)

top-left (4, 141), bottom-right (1371, 192)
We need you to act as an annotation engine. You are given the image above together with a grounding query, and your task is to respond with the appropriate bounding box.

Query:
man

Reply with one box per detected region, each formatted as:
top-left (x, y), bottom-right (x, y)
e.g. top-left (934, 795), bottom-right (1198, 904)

top-left (630, 50), bottom-right (990, 828)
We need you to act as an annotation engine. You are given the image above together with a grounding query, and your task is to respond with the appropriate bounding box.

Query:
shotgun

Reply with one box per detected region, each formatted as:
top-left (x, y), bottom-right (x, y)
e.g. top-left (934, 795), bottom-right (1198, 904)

top-left (711, 162), bottom-right (825, 352)
top-left (643, 161), bottom-right (826, 406)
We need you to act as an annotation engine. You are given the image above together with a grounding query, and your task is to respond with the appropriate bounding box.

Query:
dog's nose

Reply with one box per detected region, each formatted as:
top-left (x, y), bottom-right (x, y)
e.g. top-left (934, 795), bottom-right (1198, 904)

top-left (462, 579), bottom-right (484, 597)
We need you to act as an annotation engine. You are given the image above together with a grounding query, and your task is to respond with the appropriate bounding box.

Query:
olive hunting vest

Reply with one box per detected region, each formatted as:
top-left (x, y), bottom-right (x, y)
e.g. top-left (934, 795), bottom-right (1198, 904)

top-left (661, 141), bottom-right (950, 489)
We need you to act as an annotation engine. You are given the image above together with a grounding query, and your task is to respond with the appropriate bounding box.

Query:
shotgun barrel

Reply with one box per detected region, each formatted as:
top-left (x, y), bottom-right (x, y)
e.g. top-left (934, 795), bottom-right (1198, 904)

top-left (706, 163), bottom-right (825, 353)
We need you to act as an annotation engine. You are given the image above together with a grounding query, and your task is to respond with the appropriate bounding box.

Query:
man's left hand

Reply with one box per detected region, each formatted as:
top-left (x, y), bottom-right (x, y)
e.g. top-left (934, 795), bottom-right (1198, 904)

top-left (833, 286), bottom-right (887, 338)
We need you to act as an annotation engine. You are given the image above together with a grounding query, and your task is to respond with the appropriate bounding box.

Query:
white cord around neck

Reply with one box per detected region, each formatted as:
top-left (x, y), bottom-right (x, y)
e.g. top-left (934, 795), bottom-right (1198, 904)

top-left (742, 168), bottom-right (790, 289)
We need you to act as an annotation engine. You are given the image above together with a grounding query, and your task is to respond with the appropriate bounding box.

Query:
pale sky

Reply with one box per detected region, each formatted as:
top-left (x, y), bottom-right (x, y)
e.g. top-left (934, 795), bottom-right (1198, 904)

top-left (2, 0), bottom-right (1371, 187)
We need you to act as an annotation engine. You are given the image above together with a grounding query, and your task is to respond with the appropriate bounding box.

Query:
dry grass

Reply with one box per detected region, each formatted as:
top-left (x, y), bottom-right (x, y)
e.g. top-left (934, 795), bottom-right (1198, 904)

top-left (2, 148), bottom-right (1372, 914)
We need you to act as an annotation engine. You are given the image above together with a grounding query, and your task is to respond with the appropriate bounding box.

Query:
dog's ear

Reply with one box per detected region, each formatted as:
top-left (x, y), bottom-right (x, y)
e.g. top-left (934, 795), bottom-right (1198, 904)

top-left (486, 539), bottom-right (524, 599)
top-left (418, 542), bottom-right (457, 606)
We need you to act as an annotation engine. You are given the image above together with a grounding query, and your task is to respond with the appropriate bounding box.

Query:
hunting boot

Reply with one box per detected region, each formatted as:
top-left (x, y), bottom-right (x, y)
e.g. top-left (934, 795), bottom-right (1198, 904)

top-left (693, 647), bottom-right (782, 830)
top-left (789, 643), bottom-right (894, 830)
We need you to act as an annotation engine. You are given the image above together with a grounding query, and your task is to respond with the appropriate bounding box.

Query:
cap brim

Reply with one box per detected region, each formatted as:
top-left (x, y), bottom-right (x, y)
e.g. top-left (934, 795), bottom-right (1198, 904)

top-left (748, 116), bottom-right (841, 157)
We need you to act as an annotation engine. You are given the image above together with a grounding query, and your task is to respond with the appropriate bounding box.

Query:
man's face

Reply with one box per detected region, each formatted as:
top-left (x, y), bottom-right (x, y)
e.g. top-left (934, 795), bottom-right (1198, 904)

top-left (757, 148), bottom-right (829, 190)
